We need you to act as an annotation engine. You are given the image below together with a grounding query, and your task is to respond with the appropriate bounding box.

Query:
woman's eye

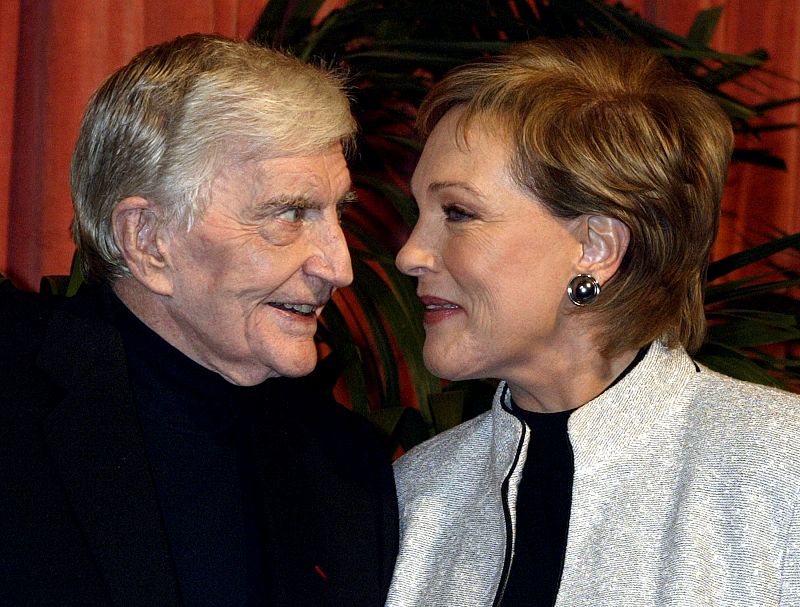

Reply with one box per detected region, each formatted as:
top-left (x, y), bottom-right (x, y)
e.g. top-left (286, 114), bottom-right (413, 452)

top-left (276, 207), bottom-right (305, 223)
top-left (443, 204), bottom-right (473, 222)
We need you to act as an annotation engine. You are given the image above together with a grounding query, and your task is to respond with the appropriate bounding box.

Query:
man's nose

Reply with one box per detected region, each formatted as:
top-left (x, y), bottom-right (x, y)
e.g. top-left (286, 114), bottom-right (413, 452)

top-left (305, 220), bottom-right (353, 288)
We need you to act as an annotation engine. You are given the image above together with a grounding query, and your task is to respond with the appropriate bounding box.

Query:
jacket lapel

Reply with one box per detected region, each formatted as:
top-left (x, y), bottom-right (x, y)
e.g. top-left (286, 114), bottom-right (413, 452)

top-left (38, 292), bottom-right (181, 606)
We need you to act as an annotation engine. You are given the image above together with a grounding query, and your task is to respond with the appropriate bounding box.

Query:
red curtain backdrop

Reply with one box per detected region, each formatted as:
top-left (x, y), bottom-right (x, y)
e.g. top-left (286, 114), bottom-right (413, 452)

top-left (0, 0), bottom-right (267, 290)
top-left (2, 0), bottom-right (799, 290)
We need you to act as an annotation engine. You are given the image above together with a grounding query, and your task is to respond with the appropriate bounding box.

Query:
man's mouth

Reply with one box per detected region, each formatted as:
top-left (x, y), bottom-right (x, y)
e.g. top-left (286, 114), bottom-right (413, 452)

top-left (268, 302), bottom-right (319, 317)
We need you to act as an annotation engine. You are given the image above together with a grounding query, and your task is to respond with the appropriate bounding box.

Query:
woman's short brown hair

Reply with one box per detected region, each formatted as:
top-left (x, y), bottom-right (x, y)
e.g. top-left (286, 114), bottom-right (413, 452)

top-left (418, 38), bottom-right (734, 356)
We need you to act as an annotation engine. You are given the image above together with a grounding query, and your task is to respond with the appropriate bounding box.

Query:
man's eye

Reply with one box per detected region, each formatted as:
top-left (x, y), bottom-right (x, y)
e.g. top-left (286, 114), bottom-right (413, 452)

top-left (276, 207), bottom-right (305, 223)
top-left (443, 204), bottom-right (473, 222)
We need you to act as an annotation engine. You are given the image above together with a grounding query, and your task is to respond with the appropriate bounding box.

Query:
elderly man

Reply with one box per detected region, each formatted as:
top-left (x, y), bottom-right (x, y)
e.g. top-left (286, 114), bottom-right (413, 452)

top-left (0, 34), bottom-right (397, 606)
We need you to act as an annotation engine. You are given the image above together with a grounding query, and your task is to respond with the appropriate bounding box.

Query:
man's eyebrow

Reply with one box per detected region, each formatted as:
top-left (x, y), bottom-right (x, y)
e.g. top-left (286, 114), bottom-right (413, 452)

top-left (248, 190), bottom-right (356, 220)
top-left (264, 193), bottom-right (314, 207)
top-left (248, 194), bottom-right (313, 221)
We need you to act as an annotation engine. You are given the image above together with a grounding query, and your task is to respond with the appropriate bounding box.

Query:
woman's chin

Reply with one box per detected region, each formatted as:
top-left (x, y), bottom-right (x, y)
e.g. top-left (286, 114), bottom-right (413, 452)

top-left (423, 349), bottom-right (478, 382)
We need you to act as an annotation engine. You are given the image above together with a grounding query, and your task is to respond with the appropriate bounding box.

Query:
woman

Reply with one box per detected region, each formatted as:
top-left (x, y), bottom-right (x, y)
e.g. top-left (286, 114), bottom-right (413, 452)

top-left (386, 38), bottom-right (800, 607)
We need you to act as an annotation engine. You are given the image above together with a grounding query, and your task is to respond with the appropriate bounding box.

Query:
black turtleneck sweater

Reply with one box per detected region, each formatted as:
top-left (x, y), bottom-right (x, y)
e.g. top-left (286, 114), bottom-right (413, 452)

top-left (112, 295), bottom-right (267, 606)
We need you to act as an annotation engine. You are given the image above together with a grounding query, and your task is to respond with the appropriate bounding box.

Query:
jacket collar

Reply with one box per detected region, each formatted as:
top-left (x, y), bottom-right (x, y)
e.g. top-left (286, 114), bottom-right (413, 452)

top-left (488, 382), bottom-right (529, 489)
top-left (568, 342), bottom-right (696, 469)
top-left (490, 342), bottom-right (696, 473)
top-left (37, 287), bottom-right (181, 606)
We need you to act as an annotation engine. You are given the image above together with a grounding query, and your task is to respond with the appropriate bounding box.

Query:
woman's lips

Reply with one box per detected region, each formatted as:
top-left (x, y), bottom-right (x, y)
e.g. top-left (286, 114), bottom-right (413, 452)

top-left (419, 295), bottom-right (462, 325)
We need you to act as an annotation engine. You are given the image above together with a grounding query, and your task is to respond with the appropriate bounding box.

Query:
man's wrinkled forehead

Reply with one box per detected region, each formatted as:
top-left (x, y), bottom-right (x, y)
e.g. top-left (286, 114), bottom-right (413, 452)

top-left (206, 148), bottom-right (351, 207)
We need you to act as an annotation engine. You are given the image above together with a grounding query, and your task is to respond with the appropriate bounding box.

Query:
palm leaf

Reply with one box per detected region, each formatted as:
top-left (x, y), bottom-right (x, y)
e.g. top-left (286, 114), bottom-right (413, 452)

top-left (707, 232), bottom-right (800, 280)
top-left (686, 7), bottom-right (723, 47)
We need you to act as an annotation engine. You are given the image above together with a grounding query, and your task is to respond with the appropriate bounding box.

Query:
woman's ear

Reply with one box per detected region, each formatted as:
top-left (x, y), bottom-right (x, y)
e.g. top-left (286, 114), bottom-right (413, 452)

top-left (576, 215), bottom-right (630, 284)
top-left (111, 197), bottom-right (174, 295)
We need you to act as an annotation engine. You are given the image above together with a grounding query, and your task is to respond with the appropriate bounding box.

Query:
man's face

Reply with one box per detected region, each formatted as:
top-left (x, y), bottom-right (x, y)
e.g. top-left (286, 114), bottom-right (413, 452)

top-left (160, 144), bottom-right (353, 385)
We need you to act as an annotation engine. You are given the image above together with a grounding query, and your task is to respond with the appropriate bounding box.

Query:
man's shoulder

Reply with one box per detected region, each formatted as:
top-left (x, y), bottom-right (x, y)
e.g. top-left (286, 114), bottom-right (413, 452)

top-left (0, 285), bottom-right (55, 338)
top-left (0, 284), bottom-right (121, 419)
top-left (0, 283), bottom-right (110, 341)
top-left (0, 287), bottom-right (62, 379)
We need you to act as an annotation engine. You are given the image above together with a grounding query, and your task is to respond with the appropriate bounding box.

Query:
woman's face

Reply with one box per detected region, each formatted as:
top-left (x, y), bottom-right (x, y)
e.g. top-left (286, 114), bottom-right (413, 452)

top-left (396, 109), bottom-right (584, 382)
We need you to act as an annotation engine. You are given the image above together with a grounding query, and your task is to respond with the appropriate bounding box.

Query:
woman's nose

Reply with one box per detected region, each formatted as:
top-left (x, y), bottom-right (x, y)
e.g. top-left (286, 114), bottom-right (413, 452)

top-left (396, 226), bottom-right (436, 277)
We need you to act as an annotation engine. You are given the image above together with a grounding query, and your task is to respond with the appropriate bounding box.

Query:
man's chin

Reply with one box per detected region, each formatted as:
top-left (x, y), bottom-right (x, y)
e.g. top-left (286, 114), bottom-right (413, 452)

top-left (264, 348), bottom-right (319, 380)
top-left (219, 355), bottom-right (315, 386)
top-left (274, 364), bottom-right (317, 379)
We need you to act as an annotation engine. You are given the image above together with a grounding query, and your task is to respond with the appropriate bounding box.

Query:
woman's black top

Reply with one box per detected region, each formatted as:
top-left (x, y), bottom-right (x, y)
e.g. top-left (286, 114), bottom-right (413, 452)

top-left (500, 346), bottom-right (649, 607)
top-left (499, 406), bottom-right (575, 607)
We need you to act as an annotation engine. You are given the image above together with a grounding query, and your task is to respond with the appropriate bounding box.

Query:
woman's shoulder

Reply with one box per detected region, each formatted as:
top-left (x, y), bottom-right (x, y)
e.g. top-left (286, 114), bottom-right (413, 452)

top-left (690, 363), bottom-right (800, 455)
top-left (694, 363), bottom-right (800, 417)
top-left (393, 410), bottom-right (496, 489)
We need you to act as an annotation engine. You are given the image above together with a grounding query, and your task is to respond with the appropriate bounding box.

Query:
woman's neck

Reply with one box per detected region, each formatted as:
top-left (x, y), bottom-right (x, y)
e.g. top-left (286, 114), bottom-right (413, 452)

top-left (507, 345), bottom-right (641, 413)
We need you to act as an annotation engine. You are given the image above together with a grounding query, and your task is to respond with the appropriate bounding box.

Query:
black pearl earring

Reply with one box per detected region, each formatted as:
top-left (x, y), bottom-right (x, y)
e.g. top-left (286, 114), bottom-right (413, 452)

top-left (567, 274), bottom-right (601, 306)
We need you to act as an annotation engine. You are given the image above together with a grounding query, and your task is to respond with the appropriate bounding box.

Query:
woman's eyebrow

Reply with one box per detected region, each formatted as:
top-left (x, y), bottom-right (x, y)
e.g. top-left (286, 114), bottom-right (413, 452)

top-left (428, 180), bottom-right (484, 198)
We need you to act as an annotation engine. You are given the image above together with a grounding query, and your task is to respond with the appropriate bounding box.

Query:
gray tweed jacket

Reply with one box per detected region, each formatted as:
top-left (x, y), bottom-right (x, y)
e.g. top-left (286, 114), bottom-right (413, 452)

top-left (386, 342), bottom-right (800, 606)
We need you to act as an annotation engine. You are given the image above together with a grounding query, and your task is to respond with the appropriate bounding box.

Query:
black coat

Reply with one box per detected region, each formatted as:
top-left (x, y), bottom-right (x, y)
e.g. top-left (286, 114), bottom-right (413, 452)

top-left (0, 286), bottom-right (398, 606)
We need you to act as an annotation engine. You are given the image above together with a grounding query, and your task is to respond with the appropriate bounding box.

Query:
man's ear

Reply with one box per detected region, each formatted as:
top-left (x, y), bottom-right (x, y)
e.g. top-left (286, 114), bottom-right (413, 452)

top-left (575, 214), bottom-right (630, 284)
top-left (111, 197), bottom-right (174, 295)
